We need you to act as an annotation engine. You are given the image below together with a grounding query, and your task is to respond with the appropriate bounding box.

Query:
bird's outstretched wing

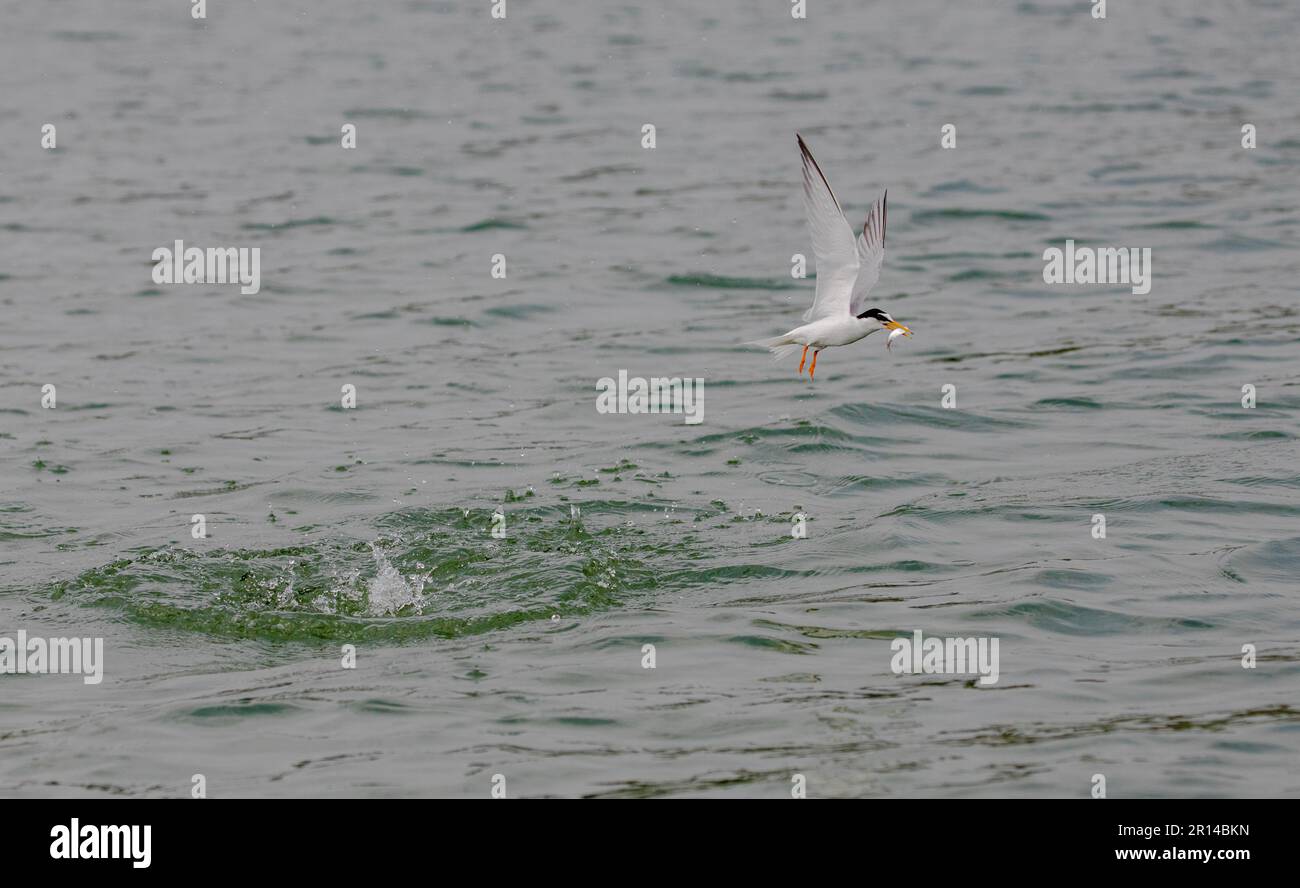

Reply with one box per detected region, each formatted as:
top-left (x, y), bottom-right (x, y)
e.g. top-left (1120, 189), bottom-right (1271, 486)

top-left (797, 135), bottom-right (860, 323)
top-left (848, 192), bottom-right (886, 318)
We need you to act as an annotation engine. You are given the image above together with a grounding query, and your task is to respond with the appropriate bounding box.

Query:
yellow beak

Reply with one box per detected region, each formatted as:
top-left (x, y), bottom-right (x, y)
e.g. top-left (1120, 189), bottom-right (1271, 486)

top-left (885, 320), bottom-right (913, 337)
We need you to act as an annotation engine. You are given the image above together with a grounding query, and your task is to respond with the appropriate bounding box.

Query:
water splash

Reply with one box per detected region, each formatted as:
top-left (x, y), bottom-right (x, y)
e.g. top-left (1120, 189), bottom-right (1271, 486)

top-left (43, 502), bottom-right (763, 642)
top-left (365, 543), bottom-right (425, 616)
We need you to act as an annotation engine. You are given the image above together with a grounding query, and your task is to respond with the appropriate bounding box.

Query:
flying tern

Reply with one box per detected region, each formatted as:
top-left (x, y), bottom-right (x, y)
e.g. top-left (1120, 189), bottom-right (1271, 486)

top-left (749, 134), bottom-right (911, 380)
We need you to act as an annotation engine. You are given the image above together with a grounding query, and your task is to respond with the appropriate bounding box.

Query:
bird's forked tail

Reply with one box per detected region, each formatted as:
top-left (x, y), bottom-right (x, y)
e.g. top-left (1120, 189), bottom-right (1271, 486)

top-left (746, 334), bottom-right (803, 363)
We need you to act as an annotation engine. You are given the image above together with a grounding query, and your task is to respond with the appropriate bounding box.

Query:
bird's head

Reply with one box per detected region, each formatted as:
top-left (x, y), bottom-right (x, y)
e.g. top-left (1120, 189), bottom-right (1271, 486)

top-left (858, 308), bottom-right (912, 337)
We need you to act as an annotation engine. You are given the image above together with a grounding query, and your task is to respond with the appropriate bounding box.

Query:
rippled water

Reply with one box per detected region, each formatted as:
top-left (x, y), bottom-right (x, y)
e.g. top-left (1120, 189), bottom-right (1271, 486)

top-left (2, 1), bottom-right (1299, 798)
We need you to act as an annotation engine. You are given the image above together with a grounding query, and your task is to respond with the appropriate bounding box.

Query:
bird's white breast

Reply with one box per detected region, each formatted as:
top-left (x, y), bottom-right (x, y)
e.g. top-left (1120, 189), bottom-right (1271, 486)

top-left (801, 316), bottom-right (878, 348)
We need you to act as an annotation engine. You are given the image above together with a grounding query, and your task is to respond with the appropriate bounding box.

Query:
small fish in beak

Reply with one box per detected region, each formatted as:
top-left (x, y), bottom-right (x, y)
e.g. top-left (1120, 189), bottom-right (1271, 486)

top-left (886, 327), bottom-right (907, 351)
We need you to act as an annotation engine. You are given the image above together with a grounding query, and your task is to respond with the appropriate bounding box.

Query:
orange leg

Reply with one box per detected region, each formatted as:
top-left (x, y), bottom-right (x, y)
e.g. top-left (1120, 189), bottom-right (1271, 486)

top-left (798, 345), bottom-right (809, 374)
top-left (809, 349), bottom-right (820, 380)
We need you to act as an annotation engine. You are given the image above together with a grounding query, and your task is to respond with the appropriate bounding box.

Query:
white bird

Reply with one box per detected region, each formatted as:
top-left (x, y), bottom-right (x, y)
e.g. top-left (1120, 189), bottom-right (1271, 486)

top-left (749, 134), bottom-right (911, 380)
